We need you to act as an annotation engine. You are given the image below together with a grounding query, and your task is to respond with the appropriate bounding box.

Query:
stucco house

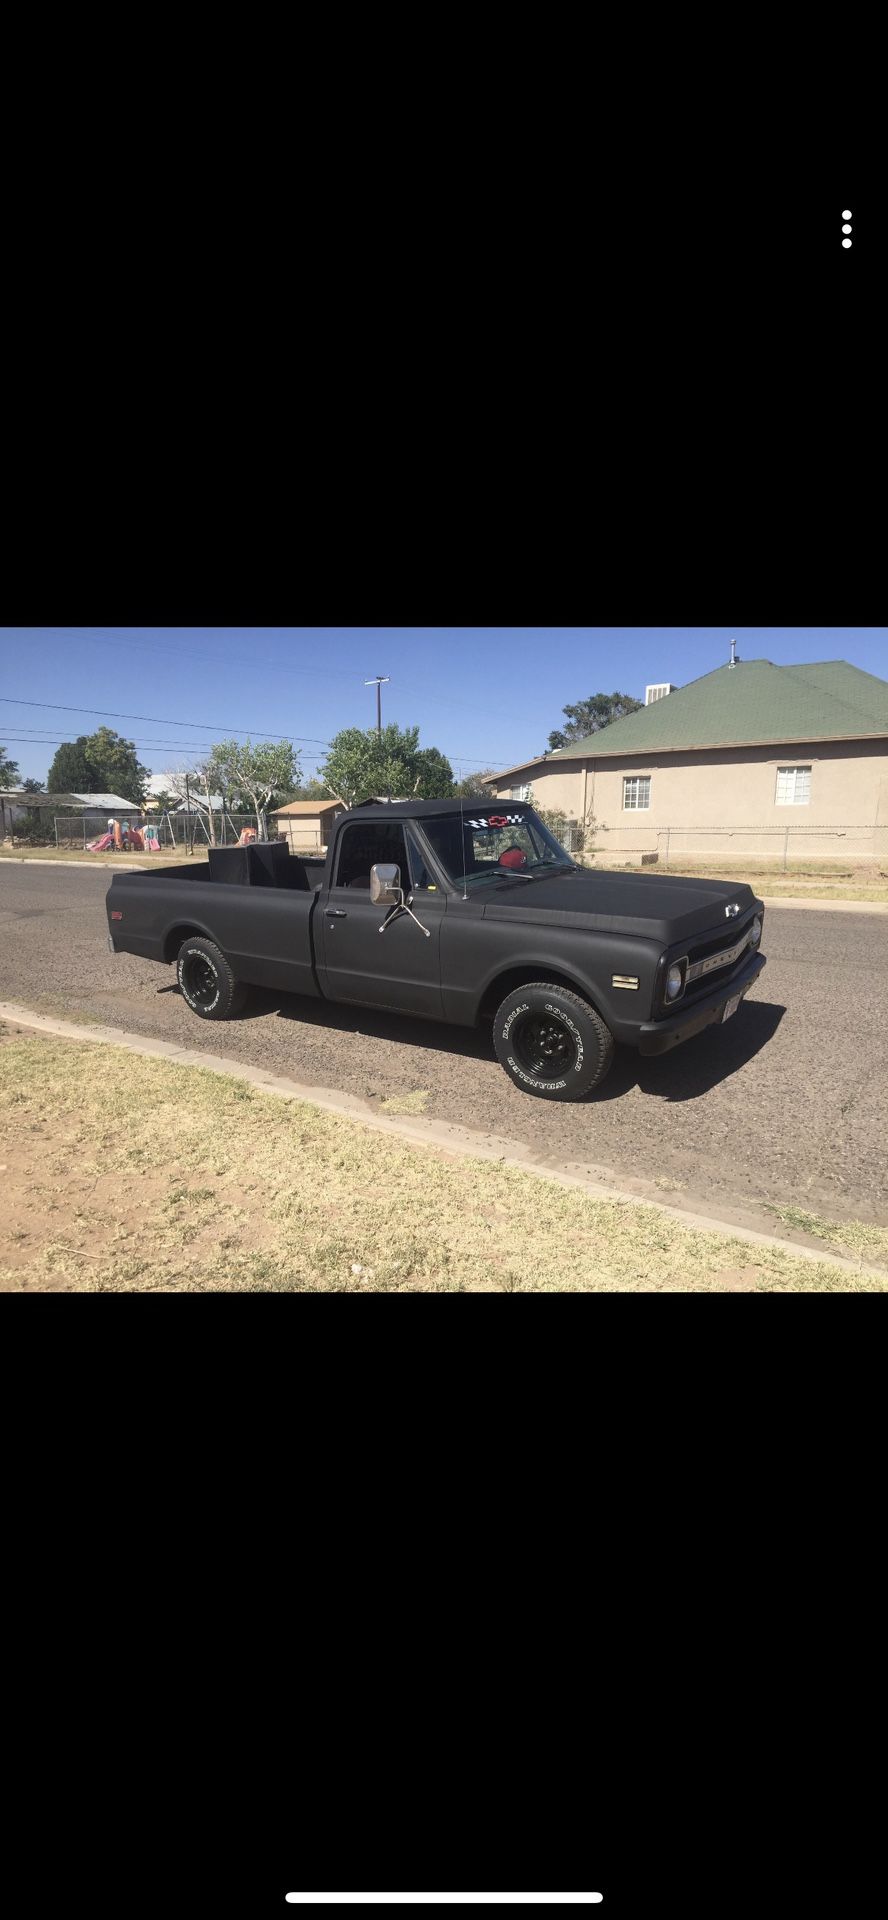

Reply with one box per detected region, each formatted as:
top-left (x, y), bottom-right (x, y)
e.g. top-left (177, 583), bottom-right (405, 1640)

top-left (483, 656), bottom-right (888, 867)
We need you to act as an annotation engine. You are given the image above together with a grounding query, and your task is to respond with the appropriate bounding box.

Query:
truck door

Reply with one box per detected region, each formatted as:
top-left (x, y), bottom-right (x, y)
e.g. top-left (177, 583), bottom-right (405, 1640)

top-left (317, 819), bottom-right (445, 1017)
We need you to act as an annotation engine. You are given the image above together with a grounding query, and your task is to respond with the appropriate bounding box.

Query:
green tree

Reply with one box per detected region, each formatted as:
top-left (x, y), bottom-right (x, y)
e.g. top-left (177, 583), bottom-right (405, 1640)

top-left (547, 691), bottom-right (642, 752)
top-left (453, 767), bottom-right (498, 798)
top-left (46, 728), bottom-right (149, 803)
top-left (0, 747), bottom-right (21, 789)
top-left (413, 746), bottom-right (455, 798)
top-left (207, 739), bottom-right (300, 837)
top-left (297, 778), bottom-right (335, 801)
top-left (45, 738), bottom-right (95, 792)
top-left (22, 776), bottom-right (45, 792)
top-left (320, 724), bottom-right (453, 807)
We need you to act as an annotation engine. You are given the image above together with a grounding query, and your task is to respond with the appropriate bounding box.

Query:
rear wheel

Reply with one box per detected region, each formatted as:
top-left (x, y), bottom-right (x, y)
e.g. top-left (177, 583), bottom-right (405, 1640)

top-left (493, 981), bottom-right (615, 1100)
top-left (176, 937), bottom-right (247, 1020)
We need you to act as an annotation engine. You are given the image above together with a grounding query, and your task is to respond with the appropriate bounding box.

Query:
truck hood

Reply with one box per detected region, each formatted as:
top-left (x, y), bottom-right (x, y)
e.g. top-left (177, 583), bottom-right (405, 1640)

top-left (480, 868), bottom-right (759, 945)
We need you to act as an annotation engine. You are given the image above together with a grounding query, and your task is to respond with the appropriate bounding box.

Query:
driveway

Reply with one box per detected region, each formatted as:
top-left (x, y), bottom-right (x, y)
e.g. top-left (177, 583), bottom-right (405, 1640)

top-left (2, 863), bottom-right (886, 1229)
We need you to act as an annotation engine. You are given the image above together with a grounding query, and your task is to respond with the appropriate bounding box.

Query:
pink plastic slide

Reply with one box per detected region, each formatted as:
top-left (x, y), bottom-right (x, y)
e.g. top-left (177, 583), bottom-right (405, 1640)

top-left (87, 833), bottom-right (115, 851)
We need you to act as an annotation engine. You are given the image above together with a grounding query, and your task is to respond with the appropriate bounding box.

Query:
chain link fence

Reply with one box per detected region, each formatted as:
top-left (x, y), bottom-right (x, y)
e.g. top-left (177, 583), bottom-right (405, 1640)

top-left (50, 811), bottom-right (271, 852)
top-left (578, 822), bottom-right (888, 871)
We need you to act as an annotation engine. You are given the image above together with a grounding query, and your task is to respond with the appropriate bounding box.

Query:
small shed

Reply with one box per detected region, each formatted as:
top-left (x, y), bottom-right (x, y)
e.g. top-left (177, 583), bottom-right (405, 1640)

top-left (272, 798), bottom-right (345, 854)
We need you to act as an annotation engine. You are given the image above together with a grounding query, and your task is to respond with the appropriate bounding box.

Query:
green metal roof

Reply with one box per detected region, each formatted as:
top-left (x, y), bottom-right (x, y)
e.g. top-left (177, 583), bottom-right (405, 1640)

top-left (548, 659), bottom-right (888, 759)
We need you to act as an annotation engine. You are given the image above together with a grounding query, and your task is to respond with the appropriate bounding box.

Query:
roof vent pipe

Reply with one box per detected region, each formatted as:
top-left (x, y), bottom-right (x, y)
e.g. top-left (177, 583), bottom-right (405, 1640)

top-left (728, 637), bottom-right (740, 668)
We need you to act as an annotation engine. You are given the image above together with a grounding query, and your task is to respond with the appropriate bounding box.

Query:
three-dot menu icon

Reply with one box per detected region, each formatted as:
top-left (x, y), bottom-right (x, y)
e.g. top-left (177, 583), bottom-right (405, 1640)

top-left (842, 209), bottom-right (852, 248)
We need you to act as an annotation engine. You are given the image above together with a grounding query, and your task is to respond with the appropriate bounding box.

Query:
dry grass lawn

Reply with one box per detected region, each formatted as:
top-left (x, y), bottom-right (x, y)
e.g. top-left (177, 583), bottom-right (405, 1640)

top-left (0, 846), bottom-right (208, 867)
top-left (1, 1025), bottom-right (885, 1292)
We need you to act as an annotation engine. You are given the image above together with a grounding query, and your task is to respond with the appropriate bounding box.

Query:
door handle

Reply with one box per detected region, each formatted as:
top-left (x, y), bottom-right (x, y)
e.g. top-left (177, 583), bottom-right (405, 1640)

top-left (326, 908), bottom-right (347, 918)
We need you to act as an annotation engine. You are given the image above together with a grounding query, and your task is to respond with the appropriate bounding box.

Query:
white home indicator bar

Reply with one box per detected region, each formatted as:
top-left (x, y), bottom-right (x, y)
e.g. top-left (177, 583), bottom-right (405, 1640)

top-left (285, 1899), bottom-right (603, 1907)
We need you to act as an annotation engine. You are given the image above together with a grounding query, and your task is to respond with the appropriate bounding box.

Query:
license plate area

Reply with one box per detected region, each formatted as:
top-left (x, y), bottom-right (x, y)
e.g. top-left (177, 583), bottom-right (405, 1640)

top-left (722, 993), bottom-right (742, 1023)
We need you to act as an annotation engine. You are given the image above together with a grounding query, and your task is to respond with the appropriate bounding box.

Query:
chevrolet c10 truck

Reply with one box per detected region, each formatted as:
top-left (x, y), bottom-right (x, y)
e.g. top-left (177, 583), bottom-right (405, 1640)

top-left (105, 799), bottom-right (766, 1101)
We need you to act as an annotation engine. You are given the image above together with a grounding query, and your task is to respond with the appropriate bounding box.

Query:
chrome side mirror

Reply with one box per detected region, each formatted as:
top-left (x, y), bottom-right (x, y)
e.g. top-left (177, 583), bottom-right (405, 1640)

top-left (370, 862), bottom-right (402, 905)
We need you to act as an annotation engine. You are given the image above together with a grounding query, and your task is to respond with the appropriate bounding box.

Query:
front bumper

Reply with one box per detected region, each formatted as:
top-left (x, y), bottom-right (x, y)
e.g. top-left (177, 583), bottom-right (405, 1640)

top-left (638, 952), bottom-right (766, 1056)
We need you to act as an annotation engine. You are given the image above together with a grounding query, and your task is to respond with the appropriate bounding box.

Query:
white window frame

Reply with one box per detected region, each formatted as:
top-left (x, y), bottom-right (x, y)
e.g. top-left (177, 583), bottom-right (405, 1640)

top-left (622, 775), bottom-right (651, 811)
top-left (509, 785), bottom-right (530, 801)
top-left (775, 765), bottom-right (811, 807)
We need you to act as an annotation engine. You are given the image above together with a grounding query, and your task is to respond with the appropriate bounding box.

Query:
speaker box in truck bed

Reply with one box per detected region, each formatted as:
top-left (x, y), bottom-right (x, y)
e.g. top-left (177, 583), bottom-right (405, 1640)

top-left (207, 841), bottom-right (309, 888)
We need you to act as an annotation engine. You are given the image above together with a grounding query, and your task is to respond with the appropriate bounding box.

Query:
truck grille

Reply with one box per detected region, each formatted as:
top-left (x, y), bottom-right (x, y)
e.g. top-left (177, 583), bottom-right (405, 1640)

top-left (683, 914), bottom-right (757, 998)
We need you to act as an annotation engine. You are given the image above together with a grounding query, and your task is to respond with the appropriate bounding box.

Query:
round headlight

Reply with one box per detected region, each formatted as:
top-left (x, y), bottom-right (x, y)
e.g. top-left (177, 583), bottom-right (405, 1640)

top-left (666, 963), bottom-right (685, 1000)
top-left (749, 915), bottom-right (762, 946)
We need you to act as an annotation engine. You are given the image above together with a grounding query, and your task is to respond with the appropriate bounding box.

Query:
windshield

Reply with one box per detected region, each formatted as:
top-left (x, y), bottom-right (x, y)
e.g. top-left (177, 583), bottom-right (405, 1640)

top-left (420, 808), bottom-right (576, 890)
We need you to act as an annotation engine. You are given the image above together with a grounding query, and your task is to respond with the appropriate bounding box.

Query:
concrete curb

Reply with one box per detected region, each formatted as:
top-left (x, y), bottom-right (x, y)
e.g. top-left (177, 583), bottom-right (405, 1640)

top-left (0, 858), bottom-right (145, 872)
top-left (2, 999), bottom-right (885, 1286)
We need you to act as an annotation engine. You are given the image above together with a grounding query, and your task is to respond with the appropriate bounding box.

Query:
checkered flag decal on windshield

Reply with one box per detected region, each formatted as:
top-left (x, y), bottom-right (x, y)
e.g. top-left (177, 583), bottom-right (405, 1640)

top-left (467, 813), bottom-right (525, 828)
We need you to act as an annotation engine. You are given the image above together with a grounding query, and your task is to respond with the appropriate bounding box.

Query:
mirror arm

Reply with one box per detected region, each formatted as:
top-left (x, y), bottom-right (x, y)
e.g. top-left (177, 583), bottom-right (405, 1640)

top-left (378, 889), bottom-right (431, 937)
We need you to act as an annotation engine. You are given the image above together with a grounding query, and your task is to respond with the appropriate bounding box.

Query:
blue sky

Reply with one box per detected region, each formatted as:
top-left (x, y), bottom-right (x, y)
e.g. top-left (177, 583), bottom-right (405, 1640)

top-left (2, 626), bottom-right (887, 786)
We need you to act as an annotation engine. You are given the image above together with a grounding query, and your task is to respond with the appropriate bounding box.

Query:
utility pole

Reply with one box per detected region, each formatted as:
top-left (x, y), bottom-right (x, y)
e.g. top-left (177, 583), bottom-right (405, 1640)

top-left (364, 674), bottom-right (390, 737)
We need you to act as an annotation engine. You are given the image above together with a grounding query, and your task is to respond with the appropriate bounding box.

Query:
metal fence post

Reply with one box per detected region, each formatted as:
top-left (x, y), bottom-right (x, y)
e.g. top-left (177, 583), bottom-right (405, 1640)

top-left (665, 827), bottom-right (670, 870)
top-left (55, 816), bottom-right (59, 849)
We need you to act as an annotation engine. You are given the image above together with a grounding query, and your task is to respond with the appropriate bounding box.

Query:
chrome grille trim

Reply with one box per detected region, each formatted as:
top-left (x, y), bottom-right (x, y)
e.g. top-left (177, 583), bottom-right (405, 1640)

top-left (686, 929), bottom-right (750, 982)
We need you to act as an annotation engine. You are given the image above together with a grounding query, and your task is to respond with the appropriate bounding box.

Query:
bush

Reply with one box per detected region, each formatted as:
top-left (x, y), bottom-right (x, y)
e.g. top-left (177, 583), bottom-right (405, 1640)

top-left (11, 809), bottom-right (55, 846)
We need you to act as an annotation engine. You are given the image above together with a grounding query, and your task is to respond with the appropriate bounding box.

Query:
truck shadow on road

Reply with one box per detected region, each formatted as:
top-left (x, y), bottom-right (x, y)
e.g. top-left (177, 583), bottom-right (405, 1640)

top-left (198, 985), bottom-right (786, 1101)
top-left (159, 982), bottom-right (497, 1061)
top-left (268, 989), bottom-right (496, 1060)
top-left (597, 999), bottom-right (786, 1103)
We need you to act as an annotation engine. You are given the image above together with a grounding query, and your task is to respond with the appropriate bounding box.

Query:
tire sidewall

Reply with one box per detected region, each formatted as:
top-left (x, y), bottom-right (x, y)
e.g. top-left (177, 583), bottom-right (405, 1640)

top-left (178, 941), bottom-right (225, 1018)
top-left (496, 987), bottom-right (607, 1099)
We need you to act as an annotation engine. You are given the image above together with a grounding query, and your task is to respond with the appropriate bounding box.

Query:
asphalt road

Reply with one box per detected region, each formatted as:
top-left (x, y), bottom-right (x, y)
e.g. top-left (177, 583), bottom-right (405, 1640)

top-left (2, 863), bottom-right (887, 1228)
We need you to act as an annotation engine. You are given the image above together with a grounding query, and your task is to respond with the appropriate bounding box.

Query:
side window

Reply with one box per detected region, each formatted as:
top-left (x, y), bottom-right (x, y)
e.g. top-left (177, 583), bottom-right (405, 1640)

top-left (334, 822), bottom-right (409, 890)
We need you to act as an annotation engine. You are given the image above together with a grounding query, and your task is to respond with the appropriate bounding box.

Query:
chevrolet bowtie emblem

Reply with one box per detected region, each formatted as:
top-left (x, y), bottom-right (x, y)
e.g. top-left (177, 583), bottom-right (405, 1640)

top-left (725, 903), bottom-right (740, 917)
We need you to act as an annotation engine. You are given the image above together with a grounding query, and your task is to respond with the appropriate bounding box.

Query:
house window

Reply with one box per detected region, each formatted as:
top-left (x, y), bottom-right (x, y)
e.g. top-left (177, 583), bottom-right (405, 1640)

top-left (775, 766), bottom-right (811, 806)
top-left (623, 775), bottom-right (651, 811)
top-left (509, 785), bottom-right (529, 801)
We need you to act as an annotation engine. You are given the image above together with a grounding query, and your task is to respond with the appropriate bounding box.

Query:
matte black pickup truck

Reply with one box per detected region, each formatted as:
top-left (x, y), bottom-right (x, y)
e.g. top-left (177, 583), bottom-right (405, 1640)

top-left (106, 799), bottom-right (766, 1100)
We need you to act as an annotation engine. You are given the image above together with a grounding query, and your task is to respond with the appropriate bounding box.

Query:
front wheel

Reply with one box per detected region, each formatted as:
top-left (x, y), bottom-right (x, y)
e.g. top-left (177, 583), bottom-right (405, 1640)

top-left (493, 982), bottom-right (615, 1100)
top-left (176, 936), bottom-right (247, 1020)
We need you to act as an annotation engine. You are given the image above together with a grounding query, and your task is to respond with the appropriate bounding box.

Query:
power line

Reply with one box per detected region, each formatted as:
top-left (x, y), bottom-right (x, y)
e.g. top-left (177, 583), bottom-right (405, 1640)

top-left (2, 627), bottom-right (542, 727)
top-left (0, 707), bottom-right (522, 767)
top-left (0, 697), bottom-right (330, 745)
top-left (0, 731), bottom-right (521, 772)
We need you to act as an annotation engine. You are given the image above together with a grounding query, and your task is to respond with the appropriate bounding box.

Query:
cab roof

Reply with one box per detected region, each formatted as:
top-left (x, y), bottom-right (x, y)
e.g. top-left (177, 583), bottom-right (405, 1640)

top-left (344, 798), bottom-right (535, 822)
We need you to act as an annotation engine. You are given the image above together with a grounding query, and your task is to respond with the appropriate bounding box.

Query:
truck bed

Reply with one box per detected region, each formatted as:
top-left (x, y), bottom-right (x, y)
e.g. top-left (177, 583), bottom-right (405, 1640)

top-left (107, 854), bottom-right (323, 997)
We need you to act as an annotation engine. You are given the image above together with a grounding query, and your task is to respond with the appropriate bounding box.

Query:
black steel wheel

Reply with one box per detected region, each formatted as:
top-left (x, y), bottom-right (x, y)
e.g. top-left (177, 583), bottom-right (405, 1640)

top-left (176, 936), bottom-right (247, 1021)
top-left (493, 981), bottom-right (615, 1100)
